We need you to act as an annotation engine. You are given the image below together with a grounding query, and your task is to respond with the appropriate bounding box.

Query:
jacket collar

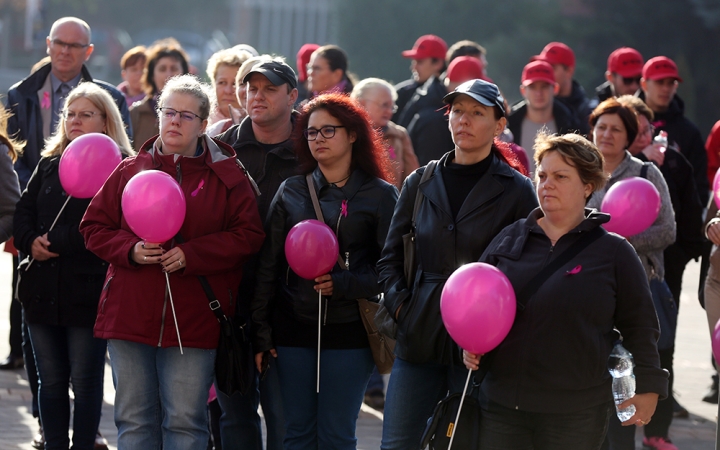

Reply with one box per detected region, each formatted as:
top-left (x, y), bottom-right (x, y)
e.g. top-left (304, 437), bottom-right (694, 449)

top-left (311, 165), bottom-right (368, 202)
top-left (231, 111), bottom-right (298, 160)
top-left (14, 63), bottom-right (95, 97)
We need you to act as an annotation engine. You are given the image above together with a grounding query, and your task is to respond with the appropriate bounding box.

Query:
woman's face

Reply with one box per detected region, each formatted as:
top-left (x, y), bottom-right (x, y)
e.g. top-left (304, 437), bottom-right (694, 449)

top-left (536, 150), bottom-right (592, 217)
top-left (159, 92), bottom-right (207, 156)
top-left (64, 97), bottom-right (106, 142)
top-left (448, 95), bottom-right (504, 154)
top-left (214, 64), bottom-right (240, 116)
top-left (307, 54), bottom-right (342, 94)
top-left (307, 108), bottom-right (355, 169)
top-left (629, 114), bottom-right (653, 155)
top-left (153, 56), bottom-right (184, 94)
top-left (360, 86), bottom-right (394, 129)
top-left (593, 113), bottom-right (628, 159)
top-left (122, 60), bottom-right (145, 94)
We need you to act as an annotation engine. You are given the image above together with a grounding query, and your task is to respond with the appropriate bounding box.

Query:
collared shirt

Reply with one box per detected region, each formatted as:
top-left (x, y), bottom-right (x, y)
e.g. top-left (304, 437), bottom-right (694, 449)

top-left (50, 72), bottom-right (82, 133)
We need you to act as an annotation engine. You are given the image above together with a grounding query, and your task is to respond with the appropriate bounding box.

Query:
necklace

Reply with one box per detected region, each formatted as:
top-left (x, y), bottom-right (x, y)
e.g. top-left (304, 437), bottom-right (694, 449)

top-left (328, 174), bottom-right (351, 186)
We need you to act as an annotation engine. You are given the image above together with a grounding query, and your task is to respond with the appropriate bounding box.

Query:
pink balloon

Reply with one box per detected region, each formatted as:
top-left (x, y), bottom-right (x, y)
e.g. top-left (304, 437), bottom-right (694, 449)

top-left (59, 133), bottom-right (122, 198)
top-left (713, 167), bottom-right (720, 209)
top-left (285, 220), bottom-right (339, 280)
top-left (601, 177), bottom-right (661, 238)
top-left (121, 171), bottom-right (186, 243)
top-left (440, 263), bottom-right (517, 354)
top-left (713, 318), bottom-right (720, 365)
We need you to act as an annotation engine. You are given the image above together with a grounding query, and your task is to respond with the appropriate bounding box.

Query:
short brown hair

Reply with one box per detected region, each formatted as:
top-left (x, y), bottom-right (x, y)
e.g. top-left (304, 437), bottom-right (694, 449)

top-left (534, 132), bottom-right (607, 200)
top-left (588, 98), bottom-right (639, 148)
top-left (446, 40), bottom-right (486, 65)
top-left (616, 94), bottom-right (654, 122)
top-left (121, 46), bottom-right (147, 70)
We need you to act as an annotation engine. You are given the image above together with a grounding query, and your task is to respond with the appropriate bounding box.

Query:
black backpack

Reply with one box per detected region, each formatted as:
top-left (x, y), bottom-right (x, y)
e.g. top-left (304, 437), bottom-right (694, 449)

top-left (419, 383), bottom-right (481, 450)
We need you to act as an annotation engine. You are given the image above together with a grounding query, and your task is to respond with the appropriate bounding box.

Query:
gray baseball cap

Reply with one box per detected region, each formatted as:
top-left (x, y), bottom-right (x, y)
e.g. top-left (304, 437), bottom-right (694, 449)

top-left (443, 79), bottom-right (505, 116)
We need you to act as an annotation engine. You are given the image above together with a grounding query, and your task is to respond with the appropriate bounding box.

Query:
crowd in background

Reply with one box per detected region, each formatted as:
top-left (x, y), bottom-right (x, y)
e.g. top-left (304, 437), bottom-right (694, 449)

top-left (0, 14), bottom-right (719, 450)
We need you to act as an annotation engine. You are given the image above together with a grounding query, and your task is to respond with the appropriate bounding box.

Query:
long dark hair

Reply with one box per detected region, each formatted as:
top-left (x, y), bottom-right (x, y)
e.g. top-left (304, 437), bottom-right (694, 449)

top-left (143, 39), bottom-right (190, 96)
top-left (294, 93), bottom-right (394, 185)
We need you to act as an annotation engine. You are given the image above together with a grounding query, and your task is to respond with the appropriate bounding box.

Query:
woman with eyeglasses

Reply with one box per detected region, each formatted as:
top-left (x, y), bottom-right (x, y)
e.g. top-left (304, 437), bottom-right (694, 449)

top-left (250, 93), bottom-right (398, 449)
top-left (13, 82), bottom-right (133, 450)
top-left (80, 74), bottom-right (265, 449)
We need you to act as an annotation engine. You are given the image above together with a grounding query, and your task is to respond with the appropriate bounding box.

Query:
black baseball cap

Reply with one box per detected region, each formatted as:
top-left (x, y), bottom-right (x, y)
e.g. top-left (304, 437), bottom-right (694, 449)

top-left (443, 79), bottom-right (505, 116)
top-left (243, 60), bottom-right (298, 89)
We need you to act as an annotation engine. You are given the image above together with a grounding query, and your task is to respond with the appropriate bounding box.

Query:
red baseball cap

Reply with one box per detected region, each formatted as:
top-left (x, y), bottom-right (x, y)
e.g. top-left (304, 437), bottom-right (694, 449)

top-left (532, 42), bottom-right (575, 68)
top-left (642, 56), bottom-right (683, 82)
top-left (521, 60), bottom-right (556, 86)
top-left (446, 56), bottom-right (484, 83)
top-left (296, 43), bottom-right (320, 82)
top-left (402, 35), bottom-right (447, 60)
top-left (607, 47), bottom-right (643, 78)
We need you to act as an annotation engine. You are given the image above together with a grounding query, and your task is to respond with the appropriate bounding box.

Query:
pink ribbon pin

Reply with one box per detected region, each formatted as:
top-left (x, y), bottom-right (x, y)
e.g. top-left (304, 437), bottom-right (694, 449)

top-left (41, 92), bottom-right (51, 109)
top-left (341, 199), bottom-right (348, 217)
top-left (388, 146), bottom-right (397, 160)
top-left (566, 265), bottom-right (582, 275)
top-left (191, 179), bottom-right (205, 197)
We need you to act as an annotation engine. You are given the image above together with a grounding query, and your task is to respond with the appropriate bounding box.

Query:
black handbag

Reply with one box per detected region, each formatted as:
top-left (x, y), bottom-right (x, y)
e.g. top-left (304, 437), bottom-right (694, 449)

top-left (649, 278), bottom-right (677, 350)
top-left (420, 382), bottom-right (482, 450)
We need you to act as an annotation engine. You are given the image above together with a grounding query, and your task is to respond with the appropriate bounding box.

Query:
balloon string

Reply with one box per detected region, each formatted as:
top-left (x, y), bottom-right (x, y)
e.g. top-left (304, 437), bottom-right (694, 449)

top-left (25, 195), bottom-right (72, 271)
top-left (448, 368), bottom-right (473, 450)
top-left (165, 271), bottom-right (183, 355)
top-left (317, 289), bottom-right (321, 393)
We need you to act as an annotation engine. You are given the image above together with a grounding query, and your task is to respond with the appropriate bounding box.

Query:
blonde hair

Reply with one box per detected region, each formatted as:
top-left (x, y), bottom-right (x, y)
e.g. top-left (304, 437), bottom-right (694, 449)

top-left (42, 83), bottom-right (134, 158)
top-left (0, 107), bottom-right (23, 162)
top-left (351, 78), bottom-right (398, 102)
top-left (206, 48), bottom-right (252, 85)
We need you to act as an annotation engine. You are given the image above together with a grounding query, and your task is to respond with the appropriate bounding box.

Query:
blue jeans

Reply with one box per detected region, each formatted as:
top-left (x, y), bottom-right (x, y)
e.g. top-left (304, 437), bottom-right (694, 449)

top-left (108, 339), bottom-right (215, 450)
top-left (27, 324), bottom-right (107, 450)
top-left (381, 357), bottom-right (468, 450)
top-left (215, 359), bottom-right (285, 450)
top-left (275, 346), bottom-right (374, 450)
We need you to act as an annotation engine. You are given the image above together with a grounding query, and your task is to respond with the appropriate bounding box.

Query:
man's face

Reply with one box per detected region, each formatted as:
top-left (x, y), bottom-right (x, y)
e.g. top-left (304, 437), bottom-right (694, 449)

top-left (411, 58), bottom-right (440, 83)
top-left (642, 78), bottom-right (678, 112)
top-left (46, 21), bottom-right (93, 81)
top-left (522, 81), bottom-right (555, 112)
top-left (551, 64), bottom-right (572, 91)
top-left (609, 73), bottom-right (641, 97)
top-left (246, 73), bottom-right (297, 127)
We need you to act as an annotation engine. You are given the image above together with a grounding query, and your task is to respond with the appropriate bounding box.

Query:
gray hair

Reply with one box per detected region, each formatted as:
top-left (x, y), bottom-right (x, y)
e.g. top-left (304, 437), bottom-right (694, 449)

top-left (157, 74), bottom-right (213, 120)
top-left (351, 78), bottom-right (397, 102)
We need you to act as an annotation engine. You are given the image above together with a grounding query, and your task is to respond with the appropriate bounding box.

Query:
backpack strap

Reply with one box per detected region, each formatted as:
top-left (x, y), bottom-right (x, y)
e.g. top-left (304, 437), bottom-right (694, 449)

top-left (639, 162), bottom-right (650, 179)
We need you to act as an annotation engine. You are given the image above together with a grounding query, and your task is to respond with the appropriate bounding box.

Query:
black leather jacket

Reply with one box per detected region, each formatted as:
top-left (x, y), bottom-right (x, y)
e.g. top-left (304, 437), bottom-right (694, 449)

top-left (251, 167), bottom-right (399, 353)
top-left (378, 151), bottom-right (538, 365)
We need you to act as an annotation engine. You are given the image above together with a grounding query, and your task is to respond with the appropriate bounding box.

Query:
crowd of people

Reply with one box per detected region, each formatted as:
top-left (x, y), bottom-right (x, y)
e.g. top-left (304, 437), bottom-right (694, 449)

top-left (0, 14), bottom-right (719, 450)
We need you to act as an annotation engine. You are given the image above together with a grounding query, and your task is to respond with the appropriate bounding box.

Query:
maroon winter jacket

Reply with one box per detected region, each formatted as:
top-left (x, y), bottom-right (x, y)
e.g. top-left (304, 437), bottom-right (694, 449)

top-left (80, 135), bottom-right (264, 349)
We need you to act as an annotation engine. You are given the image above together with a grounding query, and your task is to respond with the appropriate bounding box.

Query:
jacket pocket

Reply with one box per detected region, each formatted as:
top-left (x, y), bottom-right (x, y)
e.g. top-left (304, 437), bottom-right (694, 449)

top-left (99, 274), bottom-right (114, 315)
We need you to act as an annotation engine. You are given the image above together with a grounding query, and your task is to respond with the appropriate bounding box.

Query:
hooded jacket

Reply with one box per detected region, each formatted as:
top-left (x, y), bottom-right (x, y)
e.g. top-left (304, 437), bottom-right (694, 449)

top-left (80, 135), bottom-right (265, 349)
top-left (378, 151), bottom-right (537, 365)
top-left (480, 208), bottom-right (668, 413)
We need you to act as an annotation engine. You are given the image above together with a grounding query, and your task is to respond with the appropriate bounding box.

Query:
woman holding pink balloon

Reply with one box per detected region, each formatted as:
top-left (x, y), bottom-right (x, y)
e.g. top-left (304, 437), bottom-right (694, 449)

top-left (80, 74), bottom-right (265, 449)
top-left (250, 93), bottom-right (397, 449)
top-left (13, 82), bottom-right (133, 450)
top-left (377, 79), bottom-right (538, 449)
top-left (463, 133), bottom-right (668, 449)
top-left (585, 99), bottom-right (678, 450)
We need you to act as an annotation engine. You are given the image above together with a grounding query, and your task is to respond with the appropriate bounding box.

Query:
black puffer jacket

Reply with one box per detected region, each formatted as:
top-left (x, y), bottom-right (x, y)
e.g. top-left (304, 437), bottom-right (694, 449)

top-left (251, 167), bottom-right (398, 353)
top-left (378, 151), bottom-right (537, 365)
top-left (14, 156), bottom-right (108, 327)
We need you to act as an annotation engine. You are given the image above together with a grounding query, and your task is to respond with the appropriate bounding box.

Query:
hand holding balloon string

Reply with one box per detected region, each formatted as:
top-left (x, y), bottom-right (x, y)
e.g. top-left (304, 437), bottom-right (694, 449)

top-left (314, 274), bottom-right (333, 296)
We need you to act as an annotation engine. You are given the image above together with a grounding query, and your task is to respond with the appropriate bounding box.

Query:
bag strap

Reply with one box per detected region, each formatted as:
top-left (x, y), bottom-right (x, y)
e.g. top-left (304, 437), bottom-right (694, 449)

top-left (640, 162), bottom-right (650, 179)
top-left (306, 173), bottom-right (346, 269)
top-left (174, 234), bottom-right (227, 322)
top-left (411, 161), bottom-right (437, 230)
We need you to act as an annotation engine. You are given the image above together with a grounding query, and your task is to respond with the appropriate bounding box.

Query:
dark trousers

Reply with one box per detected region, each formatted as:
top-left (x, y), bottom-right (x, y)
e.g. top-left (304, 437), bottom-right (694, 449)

top-left (479, 399), bottom-right (612, 450)
top-left (8, 255), bottom-right (22, 356)
top-left (22, 309), bottom-right (40, 418)
top-left (645, 347), bottom-right (674, 439)
top-left (664, 243), bottom-right (693, 311)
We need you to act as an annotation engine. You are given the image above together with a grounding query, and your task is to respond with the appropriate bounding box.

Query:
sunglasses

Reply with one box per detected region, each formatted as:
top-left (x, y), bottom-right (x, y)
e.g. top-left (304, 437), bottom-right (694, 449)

top-left (621, 76), bottom-right (641, 86)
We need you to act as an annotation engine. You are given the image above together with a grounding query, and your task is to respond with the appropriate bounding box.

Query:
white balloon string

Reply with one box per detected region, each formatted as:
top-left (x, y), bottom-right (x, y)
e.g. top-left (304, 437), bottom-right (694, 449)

top-left (25, 196), bottom-right (72, 271)
top-left (317, 289), bottom-right (322, 393)
top-left (448, 368), bottom-right (473, 450)
top-left (165, 271), bottom-right (183, 355)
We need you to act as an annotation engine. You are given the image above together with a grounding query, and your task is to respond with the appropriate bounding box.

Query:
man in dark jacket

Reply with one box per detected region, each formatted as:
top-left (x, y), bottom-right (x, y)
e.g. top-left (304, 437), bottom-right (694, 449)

top-left (508, 60), bottom-right (579, 174)
top-left (6, 17), bottom-right (131, 189)
top-left (532, 42), bottom-right (591, 135)
top-left (595, 47), bottom-right (644, 103)
top-left (214, 58), bottom-right (299, 450)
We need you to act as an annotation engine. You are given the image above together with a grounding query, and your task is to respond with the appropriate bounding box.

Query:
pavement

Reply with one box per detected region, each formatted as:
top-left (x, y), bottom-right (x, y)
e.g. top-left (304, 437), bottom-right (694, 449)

top-left (0, 251), bottom-right (716, 449)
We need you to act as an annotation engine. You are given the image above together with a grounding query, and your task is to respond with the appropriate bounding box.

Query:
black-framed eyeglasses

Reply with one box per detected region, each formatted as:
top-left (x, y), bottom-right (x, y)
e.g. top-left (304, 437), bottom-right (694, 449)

top-left (621, 76), bottom-right (641, 85)
top-left (62, 110), bottom-right (103, 121)
top-left (50, 39), bottom-right (90, 51)
top-left (159, 107), bottom-right (203, 122)
top-left (304, 125), bottom-right (345, 141)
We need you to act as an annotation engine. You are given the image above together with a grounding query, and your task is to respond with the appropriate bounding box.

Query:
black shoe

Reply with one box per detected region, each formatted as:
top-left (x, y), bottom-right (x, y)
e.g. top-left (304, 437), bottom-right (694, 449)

top-left (0, 354), bottom-right (24, 370)
top-left (672, 397), bottom-right (689, 418)
top-left (30, 426), bottom-right (44, 449)
top-left (94, 431), bottom-right (109, 450)
top-left (702, 377), bottom-right (719, 404)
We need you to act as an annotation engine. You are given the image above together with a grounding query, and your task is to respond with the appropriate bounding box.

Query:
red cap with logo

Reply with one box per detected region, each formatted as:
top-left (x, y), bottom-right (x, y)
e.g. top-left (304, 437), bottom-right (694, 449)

top-left (531, 42), bottom-right (575, 68)
top-left (642, 56), bottom-right (683, 82)
top-left (446, 56), bottom-right (485, 83)
top-left (521, 60), bottom-right (556, 86)
top-left (402, 35), bottom-right (447, 60)
top-left (607, 47), bottom-right (643, 77)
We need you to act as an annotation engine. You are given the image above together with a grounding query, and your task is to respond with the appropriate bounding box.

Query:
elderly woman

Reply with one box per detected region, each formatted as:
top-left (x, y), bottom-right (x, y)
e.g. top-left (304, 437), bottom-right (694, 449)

top-left (463, 132), bottom-right (668, 449)
top-left (352, 78), bottom-right (420, 189)
top-left (250, 93), bottom-right (398, 449)
top-left (130, 40), bottom-right (190, 151)
top-left (13, 83), bottom-right (133, 450)
top-left (377, 79), bottom-right (537, 449)
top-left (585, 98), bottom-right (677, 450)
top-left (80, 74), bottom-right (264, 449)
top-left (307, 45), bottom-right (354, 98)
top-left (205, 48), bottom-right (253, 136)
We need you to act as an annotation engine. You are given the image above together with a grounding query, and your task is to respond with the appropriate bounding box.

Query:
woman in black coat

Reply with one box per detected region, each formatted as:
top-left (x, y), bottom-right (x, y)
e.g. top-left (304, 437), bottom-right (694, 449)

top-left (14, 83), bottom-right (133, 450)
top-left (377, 79), bottom-right (538, 449)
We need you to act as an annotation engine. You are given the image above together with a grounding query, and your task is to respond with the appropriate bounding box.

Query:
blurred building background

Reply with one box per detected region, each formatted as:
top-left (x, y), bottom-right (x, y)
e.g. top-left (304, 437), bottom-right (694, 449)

top-left (0, 0), bottom-right (719, 135)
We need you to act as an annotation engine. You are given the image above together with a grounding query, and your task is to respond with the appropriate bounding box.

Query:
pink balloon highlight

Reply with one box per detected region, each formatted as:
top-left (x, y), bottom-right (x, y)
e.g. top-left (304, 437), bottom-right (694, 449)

top-left (601, 177), bottom-right (660, 238)
top-left (121, 170), bottom-right (186, 243)
top-left (713, 167), bottom-right (720, 209)
top-left (713, 318), bottom-right (720, 366)
top-left (285, 220), bottom-right (339, 280)
top-left (59, 133), bottom-right (122, 198)
top-left (440, 263), bottom-right (517, 355)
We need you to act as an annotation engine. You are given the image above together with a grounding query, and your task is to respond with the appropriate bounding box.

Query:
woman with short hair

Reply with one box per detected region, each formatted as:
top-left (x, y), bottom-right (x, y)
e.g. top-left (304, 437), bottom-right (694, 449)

top-left (205, 47), bottom-right (253, 135)
top-left (307, 45), bottom-right (355, 97)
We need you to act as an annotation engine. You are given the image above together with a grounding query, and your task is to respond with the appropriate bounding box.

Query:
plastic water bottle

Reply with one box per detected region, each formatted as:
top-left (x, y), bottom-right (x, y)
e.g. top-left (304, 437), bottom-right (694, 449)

top-left (608, 342), bottom-right (636, 421)
top-left (653, 130), bottom-right (668, 153)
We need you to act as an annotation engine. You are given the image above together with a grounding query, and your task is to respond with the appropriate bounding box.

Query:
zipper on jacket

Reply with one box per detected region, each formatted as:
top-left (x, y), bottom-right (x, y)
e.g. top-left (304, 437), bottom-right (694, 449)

top-left (100, 276), bottom-right (113, 313)
top-left (175, 162), bottom-right (182, 184)
top-left (344, 252), bottom-right (350, 270)
top-left (286, 266), bottom-right (290, 285)
top-left (323, 297), bottom-right (328, 325)
top-left (158, 284), bottom-right (169, 347)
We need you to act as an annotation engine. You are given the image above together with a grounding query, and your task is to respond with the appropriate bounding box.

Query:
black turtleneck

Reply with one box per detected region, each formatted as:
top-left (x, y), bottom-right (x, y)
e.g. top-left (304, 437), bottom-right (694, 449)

top-left (442, 152), bottom-right (493, 219)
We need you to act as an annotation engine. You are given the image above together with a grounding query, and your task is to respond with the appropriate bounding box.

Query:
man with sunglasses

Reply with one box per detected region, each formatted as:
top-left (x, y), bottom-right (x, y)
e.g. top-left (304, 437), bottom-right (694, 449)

top-left (596, 47), bottom-right (644, 103)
